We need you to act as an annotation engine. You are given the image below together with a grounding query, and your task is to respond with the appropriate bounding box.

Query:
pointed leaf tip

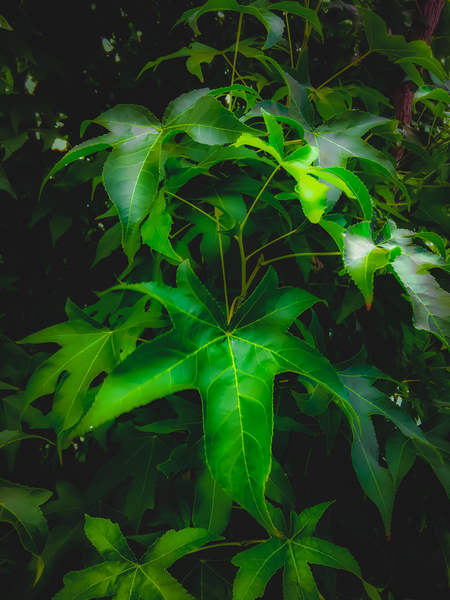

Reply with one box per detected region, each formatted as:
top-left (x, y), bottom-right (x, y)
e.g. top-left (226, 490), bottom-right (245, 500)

top-left (366, 301), bottom-right (372, 311)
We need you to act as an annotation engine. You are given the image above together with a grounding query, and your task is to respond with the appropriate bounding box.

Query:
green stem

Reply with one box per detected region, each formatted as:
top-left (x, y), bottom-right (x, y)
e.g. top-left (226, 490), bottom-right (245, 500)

top-left (297, 0), bottom-right (322, 63)
top-left (260, 251), bottom-right (341, 266)
top-left (166, 192), bottom-right (217, 223)
top-left (229, 12), bottom-right (243, 107)
top-left (241, 166), bottom-right (280, 231)
top-left (238, 224), bottom-right (247, 299)
top-left (187, 539), bottom-right (266, 554)
top-left (216, 208), bottom-right (230, 321)
top-left (222, 53), bottom-right (247, 86)
top-left (246, 227), bottom-right (302, 261)
top-left (285, 12), bottom-right (294, 69)
top-left (316, 50), bottom-right (371, 91)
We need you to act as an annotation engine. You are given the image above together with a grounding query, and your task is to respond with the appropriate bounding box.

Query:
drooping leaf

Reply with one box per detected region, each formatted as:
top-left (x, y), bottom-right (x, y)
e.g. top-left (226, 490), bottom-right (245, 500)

top-left (75, 261), bottom-right (347, 536)
top-left (344, 221), bottom-right (401, 310)
top-left (53, 516), bottom-right (220, 600)
top-left (0, 478), bottom-right (52, 558)
top-left (380, 224), bottom-right (450, 345)
top-left (338, 359), bottom-right (429, 537)
top-left (83, 424), bottom-right (175, 532)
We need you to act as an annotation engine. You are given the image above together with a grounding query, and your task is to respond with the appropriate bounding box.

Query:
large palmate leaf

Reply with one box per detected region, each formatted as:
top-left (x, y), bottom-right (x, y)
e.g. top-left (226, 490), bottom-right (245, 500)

top-left (344, 221), bottom-right (450, 342)
top-left (174, 0), bottom-right (322, 50)
top-left (232, 502), bottom-right (380, 600)
top-left (40, 92), bottom-right (260, 251)
top-left (53, 516), bottom-right (220, 600)
top-left (74, 261), bottom-right (347, 536)
top-left (20, 297), bottom-right (165, 445)
top-left (359, 8), bottom-right (446, 86)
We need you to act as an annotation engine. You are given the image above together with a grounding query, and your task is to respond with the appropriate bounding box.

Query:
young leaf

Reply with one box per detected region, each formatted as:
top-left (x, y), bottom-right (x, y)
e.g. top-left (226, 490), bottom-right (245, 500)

top-left (75, 261), bottom-right (347, 536)
top-left (52, 516), bottom-right (220, 600)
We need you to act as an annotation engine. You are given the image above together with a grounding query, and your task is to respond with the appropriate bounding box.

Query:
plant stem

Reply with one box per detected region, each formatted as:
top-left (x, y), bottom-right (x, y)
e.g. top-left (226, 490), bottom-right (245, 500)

top-left (316, 50), bottom-right (371, 91)
top-left (285, 12), bottom-right (294, 68)
top-left (241, 165), bottom-right (280, 231)
top-left (222, 53), bottom-right (247, 86)
top-left (166, 192), bottom-right (217, 223)
top-left (260, 252), bottom-right (341, 266)
top-left (187, 539), bottom-right (266, 554)
top-left (216, 207), bottom-right (230, 321)
top-left (238, 224), bottom-right (247, 299)
top-left (246, 227), bottom-right (301, 261)
top-left (229, 12), bottom-right (243, 107)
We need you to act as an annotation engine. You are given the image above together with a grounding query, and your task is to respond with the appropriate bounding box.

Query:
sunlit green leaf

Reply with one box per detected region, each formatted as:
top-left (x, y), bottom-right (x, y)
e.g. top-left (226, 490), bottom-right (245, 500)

top-left (75, 261), bottom-right (346, 535)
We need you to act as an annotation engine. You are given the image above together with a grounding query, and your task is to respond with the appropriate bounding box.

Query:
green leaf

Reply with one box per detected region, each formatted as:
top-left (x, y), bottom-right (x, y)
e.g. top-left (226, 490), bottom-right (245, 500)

top-left (84, 425), bottom-right (175, 532)
top-left (232, 502), bottom-right (367, 600)
top-left (380, 224), bottom-right (450, 345)
top-left (40, 95), bottom-right (260, 248)
top-left (20, 296), bottom-right (164, 443)
top-left (344, 221), bottom-right (400, 310)
top-left (0, 430), bottom-right (52, 449)
top-left (193, 464), bottom-right (233, 535)
top-left (53, 516), bottom-right (220, 600)
top-left (339, 360), bottom-right (428, 537)
top-left (359, 8), bottom-right (446, 85)
top-left (336, 285), bottom-right (365, 324)
top-left (174, 0), bottom-right (285, 50)
top-left (138, 43), bottom-right (221, 82)
top-left (0, 163), bottom-right (17, 198)
top-left (0, 478), bottom-right (52, 557)
top-left (76, 262), bottom-right (347, 536)
top-left (141, 188), bottom-right (181, 262)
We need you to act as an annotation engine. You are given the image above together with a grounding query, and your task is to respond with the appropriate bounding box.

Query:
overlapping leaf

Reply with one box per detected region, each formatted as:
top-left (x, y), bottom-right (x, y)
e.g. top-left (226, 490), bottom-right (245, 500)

top-left (74, 261), bottom-right (347, 535)
top-left (0, 478), bottom-right (52, 559)
top-left (83, 424), bottom-right (175, 532)
top-left (40, 92), bottom-right (260, 251)
top-left (338, 359), bottom-right (428, 537)
top-left (53, 516), bottom-right (220, 600)
top-left (346, 221), bottom-right (450, 342)
top-left (235, 106), bottom-right (372, 223)
top-left (20, 297), bottom-right (165, 444)
top-left (243, 72), bottom-right (406, 214)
